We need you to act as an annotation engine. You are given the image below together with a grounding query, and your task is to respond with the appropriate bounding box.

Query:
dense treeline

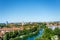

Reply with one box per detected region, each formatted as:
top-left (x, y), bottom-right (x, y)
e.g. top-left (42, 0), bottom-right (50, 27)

top-left (0, 23), bottom-right (6, 28)
top-left (0, 23), bottom-right (11, 28)
top-left (35, 27), bottom-right (60, 40)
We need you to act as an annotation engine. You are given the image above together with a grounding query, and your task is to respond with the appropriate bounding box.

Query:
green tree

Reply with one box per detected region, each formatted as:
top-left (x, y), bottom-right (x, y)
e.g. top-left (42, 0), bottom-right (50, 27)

top-left (54, 27), bottom-right (60, 39)
top-left (3, 34), bottom-right (8, 40)
top-left (0, 23), bottom-right (6, 28)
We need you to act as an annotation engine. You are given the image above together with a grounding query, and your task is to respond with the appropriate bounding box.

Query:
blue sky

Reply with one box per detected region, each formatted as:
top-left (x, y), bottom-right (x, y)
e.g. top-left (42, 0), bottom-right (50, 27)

top-left (0, 0), bottom-right (60, 23)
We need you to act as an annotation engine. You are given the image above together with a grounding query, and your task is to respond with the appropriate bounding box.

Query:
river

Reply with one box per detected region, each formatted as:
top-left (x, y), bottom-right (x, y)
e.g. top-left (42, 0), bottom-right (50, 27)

top-left (27, 29), bottom-right (43, 40)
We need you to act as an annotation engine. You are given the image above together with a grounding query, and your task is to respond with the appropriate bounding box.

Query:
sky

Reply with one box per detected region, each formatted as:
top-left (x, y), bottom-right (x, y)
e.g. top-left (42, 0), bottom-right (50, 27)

top-left (0, 0), bottom-right (60, 23)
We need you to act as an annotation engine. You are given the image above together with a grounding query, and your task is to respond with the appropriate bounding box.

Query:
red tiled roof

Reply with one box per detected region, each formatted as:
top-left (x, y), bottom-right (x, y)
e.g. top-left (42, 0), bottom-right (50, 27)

top-left (0, 27), bottom-right (24, 31)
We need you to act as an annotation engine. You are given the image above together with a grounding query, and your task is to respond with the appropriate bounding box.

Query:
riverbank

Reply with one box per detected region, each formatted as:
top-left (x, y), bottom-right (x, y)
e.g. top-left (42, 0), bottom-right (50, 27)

top-left (27, 29), bottom-right (44, 40)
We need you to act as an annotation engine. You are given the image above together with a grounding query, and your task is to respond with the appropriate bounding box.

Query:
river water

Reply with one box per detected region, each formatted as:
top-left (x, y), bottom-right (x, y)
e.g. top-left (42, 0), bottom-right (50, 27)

top-left (27, 29), bottom-right (43, 40)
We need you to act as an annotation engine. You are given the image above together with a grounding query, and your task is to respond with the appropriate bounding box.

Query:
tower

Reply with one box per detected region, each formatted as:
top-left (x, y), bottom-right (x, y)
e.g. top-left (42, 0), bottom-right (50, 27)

top-left (6, 21), bottom-right (8, 25)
